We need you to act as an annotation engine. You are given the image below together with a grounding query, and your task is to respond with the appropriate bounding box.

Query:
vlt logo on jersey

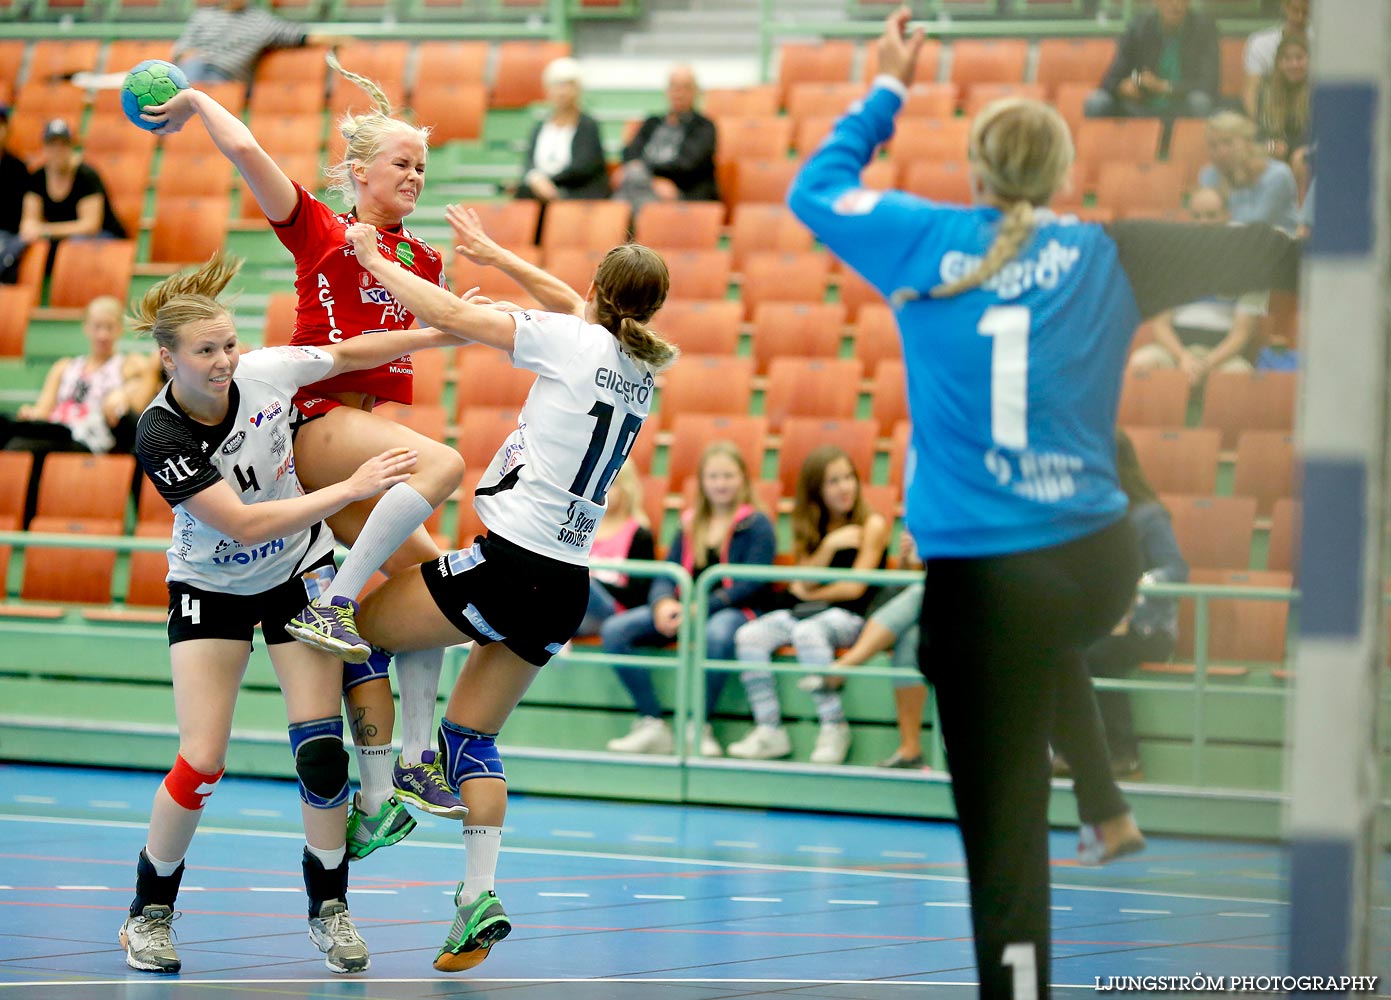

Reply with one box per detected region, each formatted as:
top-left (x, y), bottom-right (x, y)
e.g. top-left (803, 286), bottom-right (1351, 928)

top-left (249, 399), bottom-right (283, 428)
top-left (153, 455), bottom-right (197, 486)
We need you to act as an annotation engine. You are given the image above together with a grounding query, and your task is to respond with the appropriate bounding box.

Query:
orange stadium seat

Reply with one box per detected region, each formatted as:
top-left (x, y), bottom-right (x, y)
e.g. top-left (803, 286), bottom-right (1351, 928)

top-left (415, 41), bottom-right (489, 86)
top-left (461, 200), bottom-right (541, 248)
top-left (492, 40), bottom-right (571, 109)
top-left (239, 154), bottom-right (317, 223)
top-left (125, 522), bottom-right (174, 609)
top-left (1035, 39), bottom-right (1115, 96)
top-left (411, 83), bottom-right (486, 143)
top-left (656, 355), bottom-right (754, 428)
top-left (663, 250), bottom-right (731, 302)
top-left (48, 240), bottom-right (136, 310)
top-left (0, 286), bottom-right (34, 358)
top-left (82, 114), bottom-right (159, 159)
top-left (248, 113), bottom-right (325, 159)
top-left (862, 39), bottom-right (942, 86)
top-left (35, 453), bottom-right (135, 522)
top-left (1074, 119), bottom-right (1165, 188)
top-left (1232, 431), bottom-right (1297, 517)
top-left (870, 359), bottom-right (907, 436)
top-left (1051, 82), bottom-right (1092, 137)
top-left (105, 40), bottom-right (174, 73)
top-left (248, 79), bottom-right (326, 118)
top-left (1096, 161), bottom-right (1185, 218)
top-left (375, 402), bottom-right (448, 444)
top-left (633, 201), bottom-right (724, 251)
top-left (540, 200), bottom-right (629, 254)
top-left (777, 417), bottom-right (877, 495)
top-left (1200, 370), bottom-right (1297, 448)
top-left (29, 39), bottom-right (102, 82)
top-left (255, 46), bottom-right (330, 85)
top-left (1118, 367), bottom-right (1189, 427)
top-left (452, 244), bottom-right (543, 305)
top-left (155, 153), bottom-right (235, 199)
top-left (410, 349), bottom-right (449, 407)
top-left (901, 82), bottom-right (959, 118)
top-left (652, 300), bottom-right (742, 356)
top-left (702, 85), bottom-right (779, 118)
top-left (729, 204), bottom-right (814, 270)
top-left (14, 240), bottom-right (48, 297)
top-left (261, 292), bottom-right (298, 347)
top-left (328, 41), bottom-right (408, 108)
top-left (950, 39), bottom-right (1029, 94)
top-left (666, 414), bottom-right (768, 488)
top-left (963, 83), bottom-right (1046, 117)
top-left (763, 358), bottom-right (861, 432)
top-left (776, 41), bottom-right (855, 105)
top-left (785, 82), bottom-right (863, 123)
top-left (891, 118), bottom-right (972, 164)
top-left (902, 161), bottom-right (973, 204)
top-left (750, 302), bottom-right (845, 374)
top-left (728, 157), bottom-right (800, 212)
top-left (1219, 36), bottom-right (1246, 98)
top-left (0, 452), bottom-right (33, 524)
top-left (1176, 568), bottom-right (1292, 663)
top-left (853, 304), bottom-right (899, 376)
top-left (834, 267), bottom-right (883, 322)
top-left (740, 252), bottom-right (830, 318)
top-left (1125, 427), bottom-right (1220, 496)
top-left (544, 248), bottom-right (605, 296)
top-left (21, 519), bottom-right (122, 605)
top-left (1166, 117), bottom-right (1209, 187)
top-left (456, 406), bottom-right (523, 472)
top-left (888, 419), bottom-right (911, 491)
top-left (455, 347), bottom-right (536, 413)
top-left (0, 41), bottom-right (23, 89)
top-left (715, 116), bottom-right (794, 164)
top-left (149, 196), bottom-right (231, 266)
top-left (1266, 498), bottom-right (1299, 573)
top-left (1162, 494), bottom-right (1258, 571)
top-left (136, 474), bottom-right (173, 528)
top-left (793, 116), bottom-right (837, 157)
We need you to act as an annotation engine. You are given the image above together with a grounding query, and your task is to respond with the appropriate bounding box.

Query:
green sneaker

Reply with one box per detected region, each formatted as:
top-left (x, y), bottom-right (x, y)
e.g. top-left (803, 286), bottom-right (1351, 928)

top-left (346, 792), bottom-right (416, 862)
top-left (433, 887), bottom-right (511, 972)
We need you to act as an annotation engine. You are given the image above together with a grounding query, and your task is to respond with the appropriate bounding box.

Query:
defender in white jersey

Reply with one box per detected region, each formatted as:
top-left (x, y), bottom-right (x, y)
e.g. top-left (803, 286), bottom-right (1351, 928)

top-left (119, 253), bottom-right (466, 977)
top-left (341, 210), bottom-right (678, 973)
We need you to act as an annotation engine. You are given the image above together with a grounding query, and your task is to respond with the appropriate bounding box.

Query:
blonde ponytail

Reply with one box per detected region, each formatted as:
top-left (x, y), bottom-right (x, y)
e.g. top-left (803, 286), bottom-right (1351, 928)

top-left (129, 251), bottom-right (242, 352)
top-left (325, 51), bottom-right (431, 206)
top-left (928, 97), bottom-right (1071, 300)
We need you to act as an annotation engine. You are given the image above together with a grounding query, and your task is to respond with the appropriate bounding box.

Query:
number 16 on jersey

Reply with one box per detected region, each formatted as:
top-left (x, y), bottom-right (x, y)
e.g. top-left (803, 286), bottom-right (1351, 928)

top-left (570, 401), bottom-right (643, 504)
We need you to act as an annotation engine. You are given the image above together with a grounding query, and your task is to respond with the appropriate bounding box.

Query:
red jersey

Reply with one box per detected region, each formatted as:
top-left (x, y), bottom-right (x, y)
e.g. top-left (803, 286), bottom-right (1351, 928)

top-left (272, 183), bottom-right (447, 406)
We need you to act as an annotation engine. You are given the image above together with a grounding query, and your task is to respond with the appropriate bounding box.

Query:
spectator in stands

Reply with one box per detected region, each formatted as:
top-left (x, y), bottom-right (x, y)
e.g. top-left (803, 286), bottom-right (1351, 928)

top-left (20, 120), bottom-right (127, 274)
top-left (1242, 0), bottom-right (1311, 118)
top-left (1198, 111), bottom-right (1300, 232)
top-left (613, 64), bottom-right (718, 212)
top-left (1254, 35), bottom-right (1312, 187)
top-left (171, 0), bottom-right (348, 85)
top-left (1054, 431), bottom-right (1186, 783)
top-left (516, 58), bottom-right (610, 205)
top-left (728, 446), bottom-right (890, 766)
top-left (1084, 0), bottom-right (1219, 120)
top-left (575, 465), bottom-right (656, 639)
top-left (0, 296), bottom-right (156, 522)
top-left (0, 106), bottom-right (29, 284)
top-left (603, 441), bottom-right (775, 757)
top-left (1128, 187), bottom-right (1260, 382)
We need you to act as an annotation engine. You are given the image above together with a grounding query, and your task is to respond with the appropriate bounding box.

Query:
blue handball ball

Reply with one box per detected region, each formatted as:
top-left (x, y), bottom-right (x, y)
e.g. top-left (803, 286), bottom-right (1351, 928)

top-left (121, 59), bottom-right (190, 131)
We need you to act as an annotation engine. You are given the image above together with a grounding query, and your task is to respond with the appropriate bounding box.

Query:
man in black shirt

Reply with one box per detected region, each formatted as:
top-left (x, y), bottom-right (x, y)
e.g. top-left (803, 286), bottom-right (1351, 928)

top-left (614, 65), bottom-right (719, 212)
top-left (0, 106), bottom-right (31, 282)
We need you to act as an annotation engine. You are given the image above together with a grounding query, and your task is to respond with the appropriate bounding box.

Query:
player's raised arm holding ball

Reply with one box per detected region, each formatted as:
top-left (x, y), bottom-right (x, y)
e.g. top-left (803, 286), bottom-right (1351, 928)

top-left (140, 55), bottom-right (474, 852)
top-left (786, 7), bottom-right (1300, 998)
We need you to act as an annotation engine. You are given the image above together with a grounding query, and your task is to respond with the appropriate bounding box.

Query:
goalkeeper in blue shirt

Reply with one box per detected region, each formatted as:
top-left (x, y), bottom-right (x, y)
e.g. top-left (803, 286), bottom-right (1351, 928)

top-left (789, 8), bottom-right (1299, 997)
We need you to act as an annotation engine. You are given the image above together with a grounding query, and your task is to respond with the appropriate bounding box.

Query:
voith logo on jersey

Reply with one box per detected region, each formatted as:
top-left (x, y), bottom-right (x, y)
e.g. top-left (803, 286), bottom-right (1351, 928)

top-left (213, 537), bottom-right (286, 566)
top-left (249, 399), bottom-right (283, 428)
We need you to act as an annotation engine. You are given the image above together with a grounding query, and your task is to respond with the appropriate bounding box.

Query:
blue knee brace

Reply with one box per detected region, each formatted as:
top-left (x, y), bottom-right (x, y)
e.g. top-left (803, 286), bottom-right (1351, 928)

top-left (342, 647), bottom-right (391, 693)
top-left (438, 718), bottom-right (504, 789)
top-left (289, 717), bottom-right (350, 809)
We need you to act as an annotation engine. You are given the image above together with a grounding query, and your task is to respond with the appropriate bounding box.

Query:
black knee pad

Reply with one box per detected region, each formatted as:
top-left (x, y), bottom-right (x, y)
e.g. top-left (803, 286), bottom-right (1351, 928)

top-left (289, 717), bottom-right (349, 809)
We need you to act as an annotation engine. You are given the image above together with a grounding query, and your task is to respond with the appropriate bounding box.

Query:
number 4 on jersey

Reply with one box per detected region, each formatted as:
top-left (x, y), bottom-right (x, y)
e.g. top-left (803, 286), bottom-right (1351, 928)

top-left (570, 401), bottom-right (643, 504)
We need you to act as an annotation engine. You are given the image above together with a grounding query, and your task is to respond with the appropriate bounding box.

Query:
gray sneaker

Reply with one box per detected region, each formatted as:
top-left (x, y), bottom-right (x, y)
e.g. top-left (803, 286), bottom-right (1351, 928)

top-left (308, 899), bottom-right (370, 973)
top-left (119, 904), bottom-right (180, 973)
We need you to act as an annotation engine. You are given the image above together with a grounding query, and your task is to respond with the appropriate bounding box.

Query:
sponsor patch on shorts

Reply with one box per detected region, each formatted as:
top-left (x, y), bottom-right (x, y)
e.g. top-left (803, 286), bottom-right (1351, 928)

top-left (463, 603), bottom-right (504, 642)
top-left (443, 546), bottom-right (486, 577)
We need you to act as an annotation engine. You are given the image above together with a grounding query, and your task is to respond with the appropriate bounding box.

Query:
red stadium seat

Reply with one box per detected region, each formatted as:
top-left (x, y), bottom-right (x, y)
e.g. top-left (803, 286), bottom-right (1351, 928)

top-left (776, 417), bottom-right (877, 495)
top-left (651, 300), bottom-right (742, 356)
top-left (750, 302), bottom-right (845, 374)
top-left (729, 204), bottom-right (814, 270)
top-left (1118, 367), bottom-right (1189, 428)
top-left (1161, 494), bottom-right (1258, 571)
top-left (1035, 38), bottom-right (1116, 97)
top-left (1200, 371), bottom-right (1298, 448)
top-left (1232, 431), bottom-right (1297, 516)
top-left (666, 414), bottom-right (768, 488)
top-left (1124, 427), bottom-right (1220, 496)
top-left (776, 41), bottom-right (855, 105)
top-left (763, 358), bottom-right (861, 432)
top-left (663, 250), bottom-right (732, 302)
top-left (740, 252), bottom-right (830, 318)
top-left (853, 303), bottom-right (899, 376)
top-left (633, 201), bottom-right (724, 251)
top-left (1266, 498), bottom-right (1299, 573)
top-left (870, 359), bottom-right (907, 436)
top-left (656, 355), bottom-right (754, 429)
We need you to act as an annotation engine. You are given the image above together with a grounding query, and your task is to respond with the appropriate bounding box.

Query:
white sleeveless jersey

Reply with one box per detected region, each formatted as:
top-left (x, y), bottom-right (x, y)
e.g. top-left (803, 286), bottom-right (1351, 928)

top-left (472, 310), bottom-right (656, 565)
top-left (134, 346), bottom-right (337, 595)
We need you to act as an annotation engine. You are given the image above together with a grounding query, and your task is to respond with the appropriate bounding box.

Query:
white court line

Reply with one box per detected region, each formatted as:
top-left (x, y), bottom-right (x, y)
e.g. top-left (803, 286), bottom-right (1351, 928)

top-left (1147, 868), bottom-right (1197, 876)
top-left (349, 889), bottom-right (397, 895)
top-left (796, 845), bottom-right (844, 855)
top-left (630, 834), bottom-right (676, 844)
top-left (538, 892), bottom-right (590, 898)
top-left (0, 814), bottom-right (1290, 907)
top-left (633, 894), bottom-right (685, 900)
top-left (87, 801), bottom-right (129, 809)
top-left (247, 887), bottom-right (298, 893)
top-left (731, 896), bottom-right (783, 903)
top-left (923, 902), bottom-right (969, 908)
top-left (55, 885), bottom-right (108, 891)
top-left (827, 899), bottom-right (878, 906)
top-left (1050, 906), bottom-right (1072, 911)
top-left (0, 886), bottom-right (12, 890)
top-left (1120, 908), bottom-right (1172, 915)
top-left (550, 829), bottom-right (597, 839)
top-left (714, 840), bottom-right (757, 849)
top-left (238, 808), bottom-right (282, 818)
top-left (882, 850), bottom-right (927, 860)
top-left (13, 795), bottom-right (56, 805)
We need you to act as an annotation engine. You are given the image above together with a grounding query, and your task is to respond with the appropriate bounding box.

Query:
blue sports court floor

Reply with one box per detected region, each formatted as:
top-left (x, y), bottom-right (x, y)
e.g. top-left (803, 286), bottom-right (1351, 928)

top-left (0, 763), bottom-right (1304, 998)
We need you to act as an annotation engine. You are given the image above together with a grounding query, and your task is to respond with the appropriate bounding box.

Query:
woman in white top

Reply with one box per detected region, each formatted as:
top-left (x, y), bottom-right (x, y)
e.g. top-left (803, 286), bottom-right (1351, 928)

top-left (118, 252), bottom-right (465, 977)
top-left (516, 57), bottom-right (610, 203)
top-left (341, 207), bottom-right (676, 973)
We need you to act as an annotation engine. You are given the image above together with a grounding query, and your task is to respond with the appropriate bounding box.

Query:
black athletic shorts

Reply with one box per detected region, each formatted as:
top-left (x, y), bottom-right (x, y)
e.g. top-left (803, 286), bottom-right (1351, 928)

top-left (166, 553), bottom-right (337, 647)
top-left (420, 532), bottom-right (589, 667)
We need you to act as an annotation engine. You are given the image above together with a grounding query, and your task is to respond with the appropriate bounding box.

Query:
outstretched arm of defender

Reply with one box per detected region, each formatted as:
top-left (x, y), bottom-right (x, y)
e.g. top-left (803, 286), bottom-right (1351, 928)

top-left (345, 223), bottom-right (520, 353)
top-left (447, 204), bottom-right (585, 318)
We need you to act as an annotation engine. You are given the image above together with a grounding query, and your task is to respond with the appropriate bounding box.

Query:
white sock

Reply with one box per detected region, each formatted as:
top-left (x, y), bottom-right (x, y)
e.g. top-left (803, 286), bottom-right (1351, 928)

top-left (397, 647), bottom-right (444, 765)
top-left (355, 744), bottom-right (395, 814)
top-left (460, 825), bottom-right (502, 904)
top-left (144, 848), bottom-right (183, 877)
top-left (323, 482), bottom-right (435, 603)
top-left (305, 842), bottom-right (347, 871)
